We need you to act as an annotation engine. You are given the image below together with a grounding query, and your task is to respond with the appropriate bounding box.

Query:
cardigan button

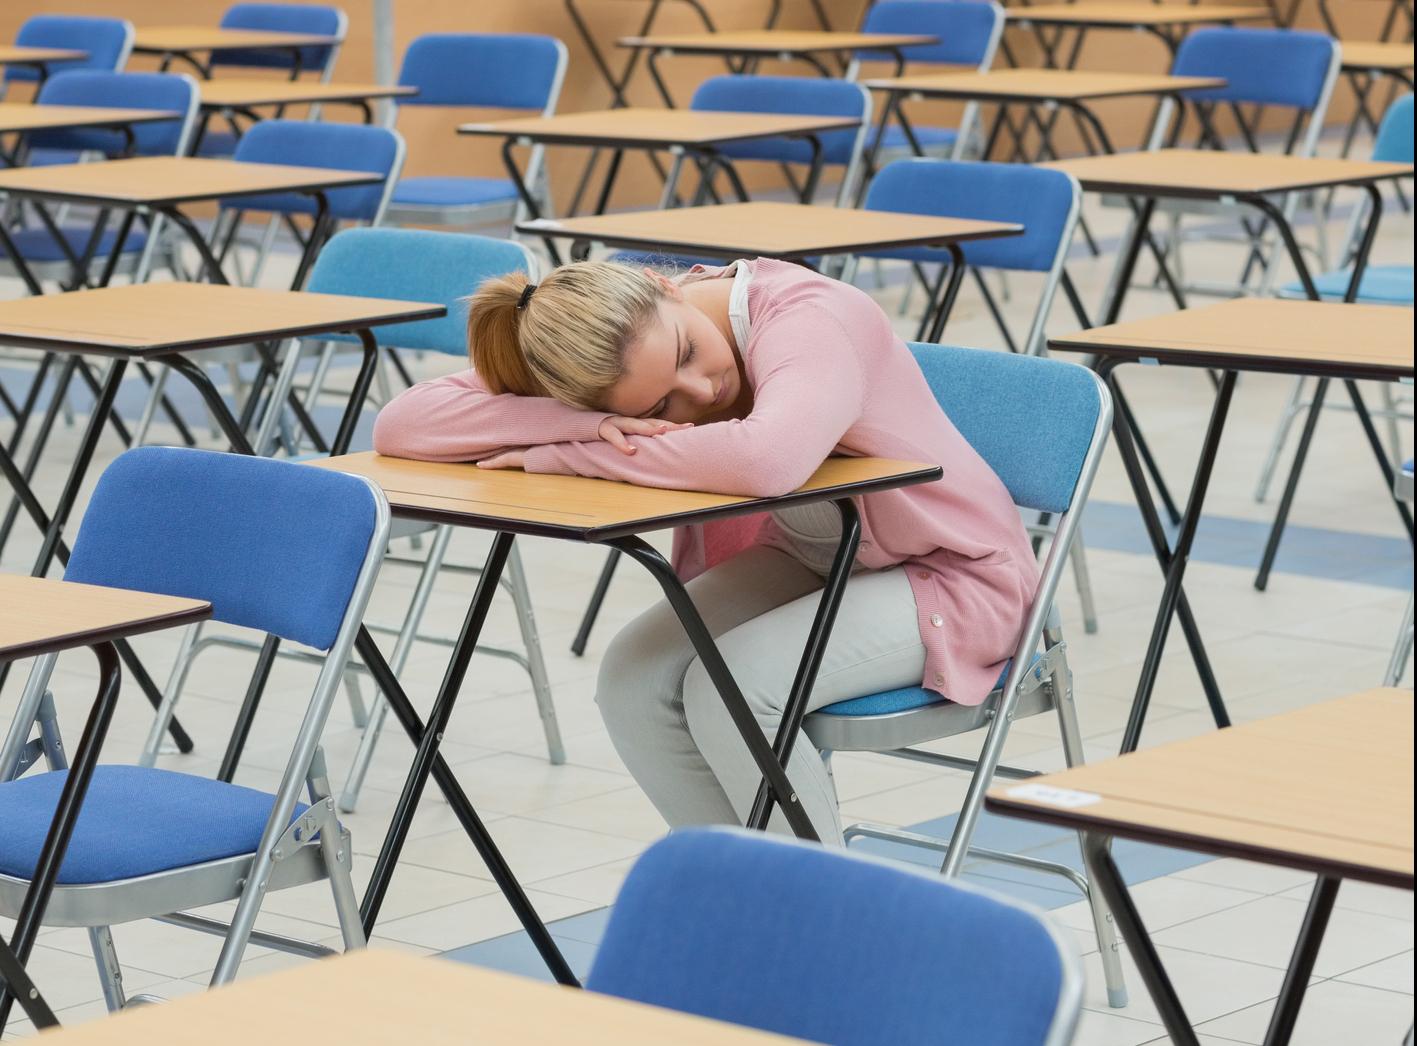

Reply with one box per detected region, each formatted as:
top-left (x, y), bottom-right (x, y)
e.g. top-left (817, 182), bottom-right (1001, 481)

top-left (933, 673), bottom-right (945, 687)
top-left (916, 570), bottom-right (929, 580)
top-left (930, 614), bottom-right (943, 627)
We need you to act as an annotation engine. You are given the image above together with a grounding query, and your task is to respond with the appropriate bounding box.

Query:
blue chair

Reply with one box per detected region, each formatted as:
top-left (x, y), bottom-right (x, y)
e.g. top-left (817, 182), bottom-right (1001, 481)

top-left (383, 34), bottom-right (568, 229)
top-left (1387, 460), bottom-right (1414, 686)
top-left (848, 0), bottom-right (1003, 160)
top-left (690, 74), bottom-right (872, 206)
top-left (799, 343), bottom-right (1127, 1008)
top-left (0, 71), bottom-right (199, 285)
top-left (0, 447), bottom-right (389, 1010)
top-left (1, 15), bottom-right (133, 93)
top-left (588, 828), bottom-right (1083, 1046)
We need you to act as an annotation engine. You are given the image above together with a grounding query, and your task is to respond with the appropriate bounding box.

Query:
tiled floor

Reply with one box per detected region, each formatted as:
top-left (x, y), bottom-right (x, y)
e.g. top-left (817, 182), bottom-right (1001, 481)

top-left (1, 141), bottom-right (1412, 1043)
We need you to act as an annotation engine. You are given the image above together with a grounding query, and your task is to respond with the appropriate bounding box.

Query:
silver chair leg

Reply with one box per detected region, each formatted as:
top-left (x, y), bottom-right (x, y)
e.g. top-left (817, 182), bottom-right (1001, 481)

top-left (0, 653), bottom-right (59, 779)
top-left (1256, 378), bottom-right (1310, 503)
top-left (307, 750), bottom-right (366, 952)
top-left (1384, 591), bottom-right (1415, 687)
top-left (1068, 528), bottom-right (1099, 635)
top-left (130, 365), bottom-right (171, 448)
top-left (139, 621), bottom-right (205, 767)
top-left (1379, 384), bottom-right (1403, 469)
top-left (506, 539), bottom-right (565, 765)
top-left (342, 669), bottom-right (370, 730)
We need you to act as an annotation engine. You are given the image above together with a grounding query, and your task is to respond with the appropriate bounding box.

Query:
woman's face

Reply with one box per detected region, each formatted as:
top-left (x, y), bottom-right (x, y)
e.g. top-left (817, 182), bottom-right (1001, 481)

top-left (599, 279), bottom-right (741, 425)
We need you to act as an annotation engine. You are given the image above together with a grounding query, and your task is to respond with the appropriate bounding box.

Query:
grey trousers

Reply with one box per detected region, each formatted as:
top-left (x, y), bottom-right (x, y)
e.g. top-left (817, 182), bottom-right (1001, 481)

top-left (597, 545), bottom-right (926, 845)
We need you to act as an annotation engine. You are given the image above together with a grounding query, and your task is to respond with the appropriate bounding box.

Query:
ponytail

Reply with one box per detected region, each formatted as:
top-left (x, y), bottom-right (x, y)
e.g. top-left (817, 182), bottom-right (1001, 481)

top-left (467, 271), bottom-right (548, 397)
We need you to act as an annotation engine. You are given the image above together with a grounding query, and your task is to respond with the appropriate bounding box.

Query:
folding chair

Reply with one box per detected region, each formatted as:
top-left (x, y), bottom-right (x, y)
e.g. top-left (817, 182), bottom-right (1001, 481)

top-left (138, 229), bottom-right (565, 812)
top-left (588, 827), bottom-right (1083, 1046)
top-left (0, 446), bottom-right (388, 1021)
top-left (1387, 460), bottom-right (1415, 687)
top-left (1256, 93), bottom-right (1414, 504)
top-left (847, 0), bottom-right (1004, 164)
top-left (382, 34), bottom-right (568, 230)
top-left (800, 342), bottom-right (1127, 1008)
top-left (1, 15), bottom-right (133, 97)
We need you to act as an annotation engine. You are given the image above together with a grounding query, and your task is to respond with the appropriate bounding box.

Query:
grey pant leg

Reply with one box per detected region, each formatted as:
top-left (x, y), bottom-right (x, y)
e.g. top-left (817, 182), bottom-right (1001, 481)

top-left (596, 546), bottom-right (824, 829)
top-left (682, 565), bottom-right (925, 846)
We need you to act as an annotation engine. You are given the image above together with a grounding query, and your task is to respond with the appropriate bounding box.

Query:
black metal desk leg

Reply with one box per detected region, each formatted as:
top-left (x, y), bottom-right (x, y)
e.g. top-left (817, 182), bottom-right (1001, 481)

top-left (571, 549), bottom-right (622, 656)
top-left (926, 244), bottom-right (968, 343)
top-left (611, 536), bottom-right (820, 842)
top-left (746, 498), bottom-right (860, 830)
top-left (1263, 877), bottom-right (1340, 1046)
top-left (500, 137), bottom-right (563, 266)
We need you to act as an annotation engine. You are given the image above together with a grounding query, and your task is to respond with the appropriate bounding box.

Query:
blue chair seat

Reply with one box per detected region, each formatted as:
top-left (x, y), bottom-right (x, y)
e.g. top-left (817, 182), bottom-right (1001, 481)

top-left (1, 224), bottom-right (148, 263)
top-left (818, 658), bottom-right (1024, 717)
top-left (869, 123), bottom-right (958, 152)
top-left (1279, 264), bottom-right (1413, 305)
top-left (0, 766), bottom-right (306, 885)
top-left (391, 176), bottom-right (518, 208)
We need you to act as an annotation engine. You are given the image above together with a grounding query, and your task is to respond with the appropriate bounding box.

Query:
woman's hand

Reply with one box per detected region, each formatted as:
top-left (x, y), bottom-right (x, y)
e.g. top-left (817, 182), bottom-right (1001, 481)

top-left (476, 449), bottom-right (526, 470)
top-left (597, 416), bottom-right (693, 455)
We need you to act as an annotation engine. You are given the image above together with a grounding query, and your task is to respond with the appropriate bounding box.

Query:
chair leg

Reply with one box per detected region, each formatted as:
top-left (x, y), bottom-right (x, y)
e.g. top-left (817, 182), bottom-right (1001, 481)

top-left (342, 670), bottom-right (370, 730)
top-left (1384, 590), bottom-right (1414, 687)
top-left (139, 621), bottom-right (204, 768)
top-left (0, 653), bottom-right (59, 780)
top-left (130, 365), bottom-right (171, 448)
top-left (1379, 384), bottom-right (1403, 469)
top-left (505, 539), bottom-right (565, 765)
top-left (308, 750), bottom-right (367, 952)
top-left (1255, 378), bottom-right (1310, 503)
top-left (1068, 528), bottom-right (1099, 635)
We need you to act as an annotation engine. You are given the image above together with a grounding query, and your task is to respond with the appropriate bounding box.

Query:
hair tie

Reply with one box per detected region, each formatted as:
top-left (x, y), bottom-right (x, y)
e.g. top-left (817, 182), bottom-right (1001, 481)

top-left (516, 284), bottom-right (538, 311)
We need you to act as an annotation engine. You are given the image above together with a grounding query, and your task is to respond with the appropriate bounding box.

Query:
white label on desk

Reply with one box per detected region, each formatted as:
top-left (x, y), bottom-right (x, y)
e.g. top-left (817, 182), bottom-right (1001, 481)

top-left (1007, 783), bottom-right (1101, 808)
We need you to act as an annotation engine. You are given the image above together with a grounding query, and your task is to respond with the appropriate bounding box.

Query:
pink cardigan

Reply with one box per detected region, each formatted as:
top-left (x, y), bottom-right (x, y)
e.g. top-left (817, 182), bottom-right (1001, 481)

top-left (372, 258), bottom-right (1038, 705)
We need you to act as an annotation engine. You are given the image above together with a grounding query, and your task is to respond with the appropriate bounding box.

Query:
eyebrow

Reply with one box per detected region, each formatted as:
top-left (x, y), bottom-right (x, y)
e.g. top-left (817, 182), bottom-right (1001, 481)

top-left (633, 323), bottom-right (685, 419)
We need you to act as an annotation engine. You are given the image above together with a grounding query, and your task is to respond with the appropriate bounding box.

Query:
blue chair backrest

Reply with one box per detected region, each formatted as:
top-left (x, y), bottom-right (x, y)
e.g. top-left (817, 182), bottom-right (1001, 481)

top-left (30, 71), bottom-right (196, 158)
top-left (587, 829), bottom-right (1077, 1046)
top-left (857, 0), bottom-right (1001, 67)
top-left (5, 15), bottom-right (132, 84)
top-left (865, 158), bottom-right (1077, 273)
top-left (691, 75), bottom-right (868, 166)
top-left (1374, 93), bottom-right (1414, 163)
top-left (225, 120), bottom-right (402, 221)
top-left (211, 3), bottom-right (344, 73)
top-left (397, 33), bottom-right (564, 111)
top-left (307, 227), bottom-right (533, 353)
top-left (909, 342), bottom-right (1101, 514)
top-left (64, 447), bottom-right (379, 652)
top-left (1172, 28), bottom-right (1335, 111)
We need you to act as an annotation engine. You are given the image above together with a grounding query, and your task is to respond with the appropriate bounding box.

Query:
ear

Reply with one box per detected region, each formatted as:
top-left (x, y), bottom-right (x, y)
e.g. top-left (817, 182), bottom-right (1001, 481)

top-left (642, 266), bottom-right (683, 300)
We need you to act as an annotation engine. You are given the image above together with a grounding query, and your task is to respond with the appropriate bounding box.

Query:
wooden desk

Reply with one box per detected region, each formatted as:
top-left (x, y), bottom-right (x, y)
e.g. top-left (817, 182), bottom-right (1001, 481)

top-left (460, 110), bottom-right (864, 263)
top-left (1005, 3), bottom-right (1269, 67)
top-left (304, 451), bottom-right (941, 983)
top-left (1342, 40), bottom-right (1416, 76)
top-left (986, 688), bottom-right (1414, 1045)
top-left (0, 576), bottom-right (210, 1033)
top-left (0, 45), bottom-right (85, 79)
top-left (195, 80), bottom-right (418, 142)
top-left (132, 26), bottom-right (341, 79)
top-left (36, 949), bottom-right (806, 1044)
top-left (0, 104), bottom-right (182, 136)
top-left (1048, 300), bottom-right (1416, 755)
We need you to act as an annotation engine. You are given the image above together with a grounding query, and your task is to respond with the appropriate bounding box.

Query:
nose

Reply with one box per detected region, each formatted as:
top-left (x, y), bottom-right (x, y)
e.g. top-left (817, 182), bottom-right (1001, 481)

top-left (685, 372), bottom-right (716, 404)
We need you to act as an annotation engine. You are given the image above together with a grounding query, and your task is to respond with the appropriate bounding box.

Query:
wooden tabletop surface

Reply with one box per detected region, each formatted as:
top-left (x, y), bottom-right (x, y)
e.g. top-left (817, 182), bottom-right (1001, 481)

top-left (1043, 148), bottom-right (1415, 198)
top-left (1, 575), bottom-right (210, 663)
top-left (308, 451), bottom-right (942, 541)
top-left (519, 200), bottom-right (1021, 260)
top-left (864, 69), bottom-right (1226, 101)
top-left (37, 950), bottom-right (807, 1045)
top-left (1341, 41), bottom-right (1416, 71)
top-left (0, 155), bottom-right (383, 207)
top-left (618, 29), bottom-right (938, 52)
top-left (1006, 3), bottom-right (1269, 26)
top-left (0, 45), bottom-right (87, 65)
top-left (1048, 298), bottom-right (1416, 381)
top-left (459, 107), bottom-right (861, 148)
top-left (0, 281), bottom-right (444, 357)
top-left (0, 103), bottom-right (182, 134)
top-left (199, 79), bottom-right (419, 109)
top-left (987, 688), bottom-right (1415, 889)
top-left (134, 25), bottom-right (341, 53)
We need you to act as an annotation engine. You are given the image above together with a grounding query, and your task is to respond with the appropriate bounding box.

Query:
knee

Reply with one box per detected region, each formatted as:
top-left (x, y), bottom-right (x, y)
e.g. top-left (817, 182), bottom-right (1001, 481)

top-left (595, 607), bottom-right (681, 732)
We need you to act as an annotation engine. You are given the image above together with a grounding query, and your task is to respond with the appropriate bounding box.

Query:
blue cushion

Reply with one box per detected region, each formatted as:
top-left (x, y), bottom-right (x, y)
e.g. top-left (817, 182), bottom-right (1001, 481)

top-left (211, 3), bottom-right (343, 73)
top-left (691, 75), bottom-right (867, 168)
top-left (0, 766), bottom-right (306, 885)
top-left (1172, 28), bottom-right (1335, 111)
top-left (391, 176), bottom-right (518, 208)
top-left (397, 34), bottom-right (564, 110)
top-left (818, 657), bottom-right (1025, 716)
top-left (1279, 264), bottom-right (1413, 305)
top-left (0, 224), bottom-right (147, 264)
top-left (869, 123), bottom-right (958, 151)
top-left (5, 16), bottom-right (131, 84)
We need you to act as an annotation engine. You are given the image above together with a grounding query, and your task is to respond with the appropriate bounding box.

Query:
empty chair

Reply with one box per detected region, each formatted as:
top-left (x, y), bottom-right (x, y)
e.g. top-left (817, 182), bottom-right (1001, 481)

top-left (1, 14), bottom-right (133, 95)
top-left (0, 447), bottom-right (388, 1016)
top-left (383, 34), bottom-right (568, 229)
top-left (1387, 461), bottom-right (1415, 687)
top-left (588, 828), bottom-right (1083, 1046)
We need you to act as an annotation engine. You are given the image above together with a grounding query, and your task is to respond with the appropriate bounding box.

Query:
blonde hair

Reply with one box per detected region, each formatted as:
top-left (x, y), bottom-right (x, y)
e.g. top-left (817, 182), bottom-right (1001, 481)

top-left (467, 261), bottom-right (666, 409)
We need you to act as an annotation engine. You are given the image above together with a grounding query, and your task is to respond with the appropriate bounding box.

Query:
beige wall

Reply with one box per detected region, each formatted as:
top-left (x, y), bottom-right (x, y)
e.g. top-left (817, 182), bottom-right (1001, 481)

top-left (2, 0), bottom-right (1403, 211)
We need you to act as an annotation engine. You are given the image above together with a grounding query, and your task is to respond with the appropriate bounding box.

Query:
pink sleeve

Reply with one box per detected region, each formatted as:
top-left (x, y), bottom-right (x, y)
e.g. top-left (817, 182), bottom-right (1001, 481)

top-left (372, 370), bottom-right (610, 463)
top-left (523, 304), bottom-right (865, 498)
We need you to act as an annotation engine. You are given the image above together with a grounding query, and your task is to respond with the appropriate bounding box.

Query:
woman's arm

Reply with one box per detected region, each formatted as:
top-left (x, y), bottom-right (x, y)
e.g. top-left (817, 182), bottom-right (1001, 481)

top-left (522, 304), bottom-right (866, 498)
top-left (372, 370), bottom-right (611, 462)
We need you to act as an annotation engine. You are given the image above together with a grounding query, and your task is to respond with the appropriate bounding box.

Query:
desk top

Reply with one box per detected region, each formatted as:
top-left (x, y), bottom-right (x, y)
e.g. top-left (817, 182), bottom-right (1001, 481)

top-left (460, 108), bottom-right (861, 148)
top-left (1341, 41), bottom-right (1416, 72)
top-left (198, 79), bottom-right (419, 109)
top-left (1049, 298), bottom-right (1415, 381)
top-left (1043, 148), bottom-right (1414, 198)
top-left (0, 282), bottom-right (444, 358)
top-left (864, 69), bottom-right (1226, 101)
top-left (618, 30), bottom-right (937, 53)
top-left (0, 45), bottom-right (87, 66)
top-left (987, 688), bottom-right (1415, 889)
top-left (0, 103), bottom-right (182, 135)
top-left (37, 950), bottom-right (805, 1045)
top-left (1006, 3), bottom-right (1269, 27)
top-left (134, 26), bottom-right (341, 54)
top-left (308, 451), bottom-right (942, 541)
top-left (1, 576), bottom-right (210, 662)
top-left (520, 200), bottom-right (1020, 260)
top-left (0, 155), bottom-right (383, 207)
